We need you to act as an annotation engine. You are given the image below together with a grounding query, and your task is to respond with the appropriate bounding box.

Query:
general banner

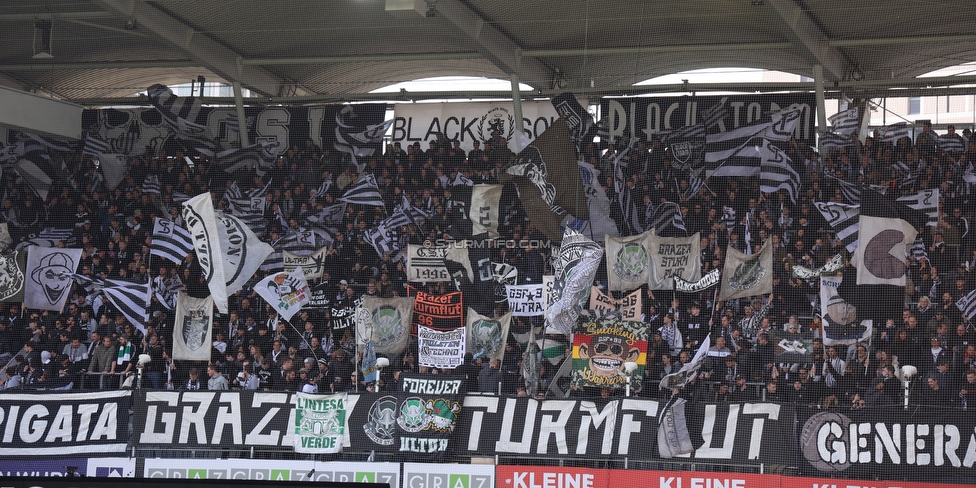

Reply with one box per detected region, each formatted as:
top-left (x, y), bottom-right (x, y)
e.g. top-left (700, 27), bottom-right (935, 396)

top-left (599, 93), bottom-right (816, 145)
top-left (571, 316), bottom-right (648, 390)
top-left (406, 244), bottom-right (451, 282)
top-left (506, 283), bottom-right (546, 316)
top-left (392, 101), bottom-right (559, 151)
top-left (796, 405), bottom-right (976, 479)
top-left (0, 391), bottom-right (132, 456)
top-left (410, 288), bottom-right (464, 332)
top-left (307, 282), bottom-right (332, 309)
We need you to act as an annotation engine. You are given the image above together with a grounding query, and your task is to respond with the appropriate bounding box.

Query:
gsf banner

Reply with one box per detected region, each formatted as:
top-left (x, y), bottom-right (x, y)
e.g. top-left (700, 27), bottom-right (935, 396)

top-left (599, 94), bottom-right (816, 145)
top-left (0, 391), bottom-right (132, 456)
top-left (392, 102), bottom-right (559, 151)
top-left (81, 104), bottom-right (386, 158)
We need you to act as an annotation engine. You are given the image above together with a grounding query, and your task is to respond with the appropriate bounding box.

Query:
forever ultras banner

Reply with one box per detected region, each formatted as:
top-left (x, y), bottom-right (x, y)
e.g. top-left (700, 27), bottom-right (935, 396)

top-left (294, 392), bottom-right (347, 454)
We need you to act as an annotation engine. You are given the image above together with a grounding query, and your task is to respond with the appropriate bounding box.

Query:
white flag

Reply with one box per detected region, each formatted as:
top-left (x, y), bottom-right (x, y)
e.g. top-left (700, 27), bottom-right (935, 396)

top-left (470, 184), bottom-right (504, 237)
top-left (24, 246), bottom-right (83, 311)
top-left (183, 193), bottom-right (274, 313)
top-left (255, 268), bottom-right (311, 322)
top-left (172, 292), bottom-right (214, 361)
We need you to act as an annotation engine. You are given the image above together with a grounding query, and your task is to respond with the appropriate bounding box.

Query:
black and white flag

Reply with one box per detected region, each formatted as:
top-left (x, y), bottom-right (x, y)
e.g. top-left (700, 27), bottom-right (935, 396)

top-left (183, 193), bottom-right (274, 313)
top-left (819, 131), bottom-right (854, 152)
top-left (151, 218), bottom-right (194, 265)
top-left (334, 106), bottom-right (394, 173)
top-left (854, 190), bottom-right (927, 286)
top-left (705, 108), bottom-right (801, 178)
top-left (102, 280), bottom-right (151, 333)
top-left (823, 171), bottom-right (861, 204)
top-left (306, 202), bottom-right (346, 226)
top-left (146, 84), bottom-right (213, 150)
top-left (338, 173), bottom-right (384, 208)
top-left (0, 250), bottom-right (27, 302)
top-left (142, 175), bottom-right (161, 195)
top-left (814, 201), bottom-right (860, 253)
top-left (827, 107), bottom-right (859, 136)
top-left (896, 189), bottom-right (939, 227)
top-left (24, 246), bottom-right (83, 311)
top-left (760, 142), bottom-right (801, 203)
top-left (878, 122), bottom-right (910, 143)
top-left (172, 292), bottom-right (214, 361)
top-left (956, 288), bottom-right (976, 321)
top-left (646, 202), bottom-right (687, 236)
top-left (937, 134), bottom-right (966, 154)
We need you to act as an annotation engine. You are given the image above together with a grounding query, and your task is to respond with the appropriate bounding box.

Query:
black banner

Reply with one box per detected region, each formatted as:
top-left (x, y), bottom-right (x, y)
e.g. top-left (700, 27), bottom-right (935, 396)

top-left (457, 397), bottom-right (790, 463)
top-left (599, 94), bottom-right (816, 145)
top-left (0, 391), bottom-right (132, 456)
top-left (132, 390), bottom-right (296, 448)
top-left (797, 405), bottom-right (976, 478)
top-left (307, 282), bottom-right (332, 309)
top-left (81, 104), bottom-right (386, 158)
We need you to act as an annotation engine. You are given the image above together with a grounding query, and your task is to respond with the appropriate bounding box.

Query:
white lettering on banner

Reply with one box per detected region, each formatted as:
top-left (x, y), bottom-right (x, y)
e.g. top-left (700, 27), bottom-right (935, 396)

top-left (138, 392), bottom-right (361, 448)
top-left (511, 471), bottom-right (596, 488)
top-left (658, 477), bottom-right (748, 488)
top-left (507, 284), bottom-right (546, 316)
top-left (400, 378), bottom-right (463, 395)
top-left (799, 411), bottom-right (976, 470)
top-left (0, 402), bottom-right (118, 444)
top-left (392, 102), bottom-right (559, 151)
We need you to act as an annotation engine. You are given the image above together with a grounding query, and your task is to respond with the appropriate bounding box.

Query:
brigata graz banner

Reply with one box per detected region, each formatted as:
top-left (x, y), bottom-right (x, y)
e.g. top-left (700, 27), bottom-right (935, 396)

top-left (0, 391), bottom-right (131, 456)
top-left (599, 94), bottom-right (816, 145)
top-left (797, 405), bottom-right (976, 478)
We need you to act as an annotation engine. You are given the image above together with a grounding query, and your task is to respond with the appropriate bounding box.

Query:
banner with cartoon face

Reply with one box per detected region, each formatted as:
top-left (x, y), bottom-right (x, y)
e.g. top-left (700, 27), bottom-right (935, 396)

top-left (571, 316), bottom-right (648, 391)
top-left (394, 373), bottom-right (464, 461)
top-left (24, 246), bottom-right (82, 311)
top-left (255, 268), bottom-right (310, 321)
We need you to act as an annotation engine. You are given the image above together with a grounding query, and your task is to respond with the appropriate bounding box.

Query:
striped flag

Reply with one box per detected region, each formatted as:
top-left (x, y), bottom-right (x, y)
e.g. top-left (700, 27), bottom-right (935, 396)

top-left (260, 249), bottom-right (285, 274)
top-left (646, 202), bottom-right (687, 236)
top-left (910, 236), bottom-right (929, 264)
top-left (814, 201), bottom-right (860, 253)
top-left (823, 171), bottom-right (861, 204)
top-left (760, 141), bottom-right (801, 203)
top-left (364, 224), bottom-right (400, 256)
top-left (248, 180), bottom-right (272, 199)
top-left (146, 84), bottom-right (213, 151)
top-left (819, 131), bottom-right (854, 152)
top-left (7, 137), bottom-right (61, 200)
top-left (896, 189), bottom-right (939, 227)
top-left (889, 160), bottom-right (914, 177)
top-left (102, 280), bottom-right (151, 333)
top-left (151, 218), bottom-right (194, 265)
top-left (619, 183), bottom-right (644, 235)
top-left (338, 173), bottom-right (384, 208)
top-left (311, 179), bottom-right (332, 201)
top-left (305, 202), bottom-right (346, 226)
top-left (705, 107), bottom-right (801, 178)
top-left (203, 141), bottom-right (281, 174)
top-left (226, 112), bottom-right (241, 135)
top-left (683, 171), bottom-right (706, 201)
top-left (828, 107), bottom-right (859, 136)
top-left (142, 175), bottom-right (161, 195)
top-left (879, 122), bottom-right (910, 143)
top-left (334, 105), bottom-right (394, 172)
top-left (937, 134), bottom-right (966, 154)
top-left (721, 206), bottom-right (736, 230)
top-left (83, 132), bottom-right (110, 157)
top-left (957, 288), bottom-right (976, 321)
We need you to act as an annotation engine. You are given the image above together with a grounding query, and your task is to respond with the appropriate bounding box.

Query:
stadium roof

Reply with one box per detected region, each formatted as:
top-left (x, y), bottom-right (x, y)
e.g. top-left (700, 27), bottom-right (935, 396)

top-left (2, 0), bottom-right (975, 105)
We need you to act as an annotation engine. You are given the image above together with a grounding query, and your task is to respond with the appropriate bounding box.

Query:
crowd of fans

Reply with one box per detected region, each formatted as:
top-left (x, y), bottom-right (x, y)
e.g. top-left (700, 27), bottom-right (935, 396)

top-left (0, 121), bottom-right (972, 412)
